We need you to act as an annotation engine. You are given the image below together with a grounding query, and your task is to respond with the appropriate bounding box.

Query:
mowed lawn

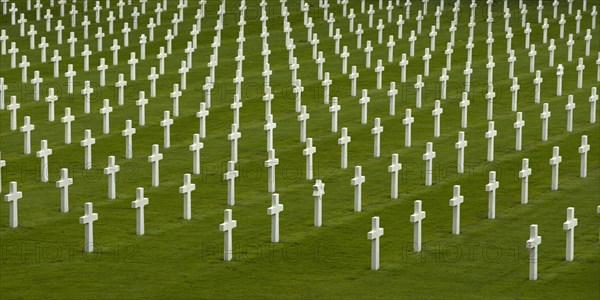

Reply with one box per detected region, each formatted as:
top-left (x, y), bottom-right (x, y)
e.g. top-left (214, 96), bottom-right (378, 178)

top-left (0, 0), bottom-right (598, 298)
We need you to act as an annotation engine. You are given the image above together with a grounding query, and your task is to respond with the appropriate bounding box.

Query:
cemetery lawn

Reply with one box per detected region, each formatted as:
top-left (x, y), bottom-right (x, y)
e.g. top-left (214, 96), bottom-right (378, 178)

top-left (1, 0), bottom-right (599, 298)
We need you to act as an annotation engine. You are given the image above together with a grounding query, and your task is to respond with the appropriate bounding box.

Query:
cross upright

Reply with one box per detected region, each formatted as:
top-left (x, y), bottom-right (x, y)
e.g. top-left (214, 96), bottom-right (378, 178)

top-left (519, 158), bottom-right (532, 204)
top-left (189, 134), bottom-right (204, 175)
top-left (367, 216), bottom-right (384, 270)
top-left (409, 200), bottom-right (426, 252)
top-left (388, 153), bottom-right (402, 199)
top-left (485, 171), bottom-right (499, 219)
top-left (228, 124), bottom-right (241, 163)
top-left (79, 202), bottom-right (98, 253)
top-left (224, 161), bottom-right (239, 206)
top-left (351, 166), bottom-right (366, 212)
top-left (122, 120), bottom-right (136, 159)
top-left (179, 174), bottom-right (196, 220)
top-left (104, 156), bottom-right (120, 200)
top-left (549, 146), bottom-right (562, 190)
top-left (267, 194), bottom-right (284, 243)
top-left (4, 181), bottom-right (23, 228)
top-left (56, 168), bottom-right (73, 213)
top-left (20, 116), bottom-right (35, 154)
top-left (219, 209), bottom-right (237, 261)
top-left (131, 187), bottom-right (149, 236)
top-left (422, 142), bottom-right (436, 186)
top-left (36, 140), bottom-right (52, 182)
top-left (526, 224), bottom-right (542, 280)
top-left (80, 129), bottom-right (95, 169)
top-left (338, 127), bottom-right (351, 169)
top-left (264, 149), bottom-right (279, 193)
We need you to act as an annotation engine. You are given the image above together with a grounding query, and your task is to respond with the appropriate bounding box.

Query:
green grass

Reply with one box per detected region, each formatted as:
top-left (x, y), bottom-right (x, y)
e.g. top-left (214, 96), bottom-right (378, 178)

top-left (1, 0), bottom-right (599, 298)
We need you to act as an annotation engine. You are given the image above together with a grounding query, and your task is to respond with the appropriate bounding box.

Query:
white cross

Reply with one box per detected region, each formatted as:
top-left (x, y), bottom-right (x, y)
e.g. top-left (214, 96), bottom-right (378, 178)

top-left (121, 120), bottom-right (136, 159)
top-left (526, 224), bottom-right (542, 280)
top-left (99, 99), bottom-right (112, 133)
top-left (67, 31), bottom-right (77, 57)
top-left (228, 123), bottom-right (241, 163)
top-left (80, 129), bottom-right (96, 169)
top-left (36, 139), bottom-right (52, 182)
top-left (303, 138), bottom-right (316, 180)
top-left (27, 25), bottom-right (37, 50)
top-left (548, 39), bottom-right (556, 67)
top-left (576, 58), bottom-right (585, 89)
top-left (132, 187), bottom-right (149, 236)
top-left (422, 48), bottom-right (431, 76)
top-left (267, 194), bottom-right (284, 243)
top-left (463, 62), bottom-right (473, 92)
top-left (359, 89), bottom-right (370, 124)
top-left (485, 121), bottom-right (497, 162)
top-left (115, 73), bottom-right (127, 106)
top-left (8, 42), bottom-right (19, 69)
top-left (388, 153), bottom-right (402, 199)
top-left (455, 131), bottom-right (468, 174)
top-left (409, 200), bottom-right (426, 252)
top-left (562, 207), bottom-right (578, 262)
top-left (590, 87), bottom-right (598, 123)
top-left (351, 166), bottom-right (365, 212)
top-left (432, 100), bottom-right (443, 138)
top-left (189, 134), bottom-right (204, 175)
top-left (178, 61), bottom-right (189, 90)
top-left (566, 34), bottom-right (574, 61)
top-left (107, 12), bottom-right (116, 34)
top-left (579, 135), bottom-right (590, 178)
top-left (414, 75), bottom-right (424, 108)
top-left (160, 111), bottom-right (173, 148)
top-left (133, 91), bottom-right (148, 126)
top-left (179, 174), bottom-right (195, 220)
top-left (341, 47), bottom-right (350, 74)
top-left (64, 64), bottom-right (76, 94)
top-left (449, 185), bottom-right (464, 235)
top-left (540, 103), bottom-right (551, 141)
top-left (127, 52), bottom-right (138, 80)
top-left (322, 72), bottom-right (332, 104)
top-left (264, 114), bottom-right (276, 151)
top-left (297, 105), bottom-right (309, 143)
top-left (438, 67), bottom-right (449, 100)
top-left (147, 67), bottom-right (159, 98)
top-left (519, 158), bottom-right (532, 204)
top-left (549, 146), bottom-right (562, 190)
top-left (349, 66), bottom-right (359, 97)
top-left (95, 27), bottom-right (104, 52)
top-left (402, 108), bottom-right (415, 147)
top-left (97, 58), bottom-right (108, 87)
top-left (367, 216), bottom-right (384, 270)
top-left (196, 102), bottom-right (209, 138)
top-left (224, 161), bottom-right (239, 206)
top-left (81, 44), bottom-right (92, 72)
top-left (374, 59), bottom-right (385, 89)
top-left (422, 142), bottom-right (436, 186)
top-left (202, 76), bottom-right (213, 108)
top-left (338, 127), bottom-right (351, 169)
top-left (50, 49), bottom-right (62, 78)
top-left (20, 116), bottom-right (35, 154)
top-left (60, 107), bottom-right (75, 144)
top-left (485, 171), bottom-right (499, 219)
top-left (79, 202), bottom-right (98, 253)
top-left (169, 84), bottom-right (182, 117)
top-left (371, 118), bottom-right (383, 157)
top-left (264, 149), bottom-right (279, 193)
top-left (18, 55), bottom-right (30, 83)
top-left (219, 209), bottom-right (237, 261)
top-left (4, 181), bottom-right (23, 228)
top-left (55, 168), bottom-right (73, 213)
top-left (109, 39), bottom-right (120, 65)
top-left (104, 156), bottom-right (120, 200)
top-left (29, 71), bottom-right (43, 102)
top-left (565, 95), bottom-right (576, 132)
top-left (121, 22), bottom-right (131, 47)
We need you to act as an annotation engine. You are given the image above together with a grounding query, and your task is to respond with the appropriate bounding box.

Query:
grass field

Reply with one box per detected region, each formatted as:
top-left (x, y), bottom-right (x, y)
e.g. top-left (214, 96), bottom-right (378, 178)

top-left (1, 0), bottom-right (599, 298)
